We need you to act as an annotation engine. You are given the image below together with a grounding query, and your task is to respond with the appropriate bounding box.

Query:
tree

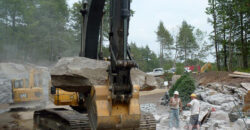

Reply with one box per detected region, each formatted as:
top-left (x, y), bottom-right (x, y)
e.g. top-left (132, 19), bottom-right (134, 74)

top-left (177, 21), bottom-right (198, 65)
top-left (206, 0), bottom-right (221, 70)
top-left (130, 42), bottom-right (160, 72)
top-left (0, 0), bottom-right (75, 63)
top-left (156, 21), bottom-right (173, 66)
top-left (206, 0), bottom-right (249, 71)
top-left (195, 29), bottom-right (212, 66)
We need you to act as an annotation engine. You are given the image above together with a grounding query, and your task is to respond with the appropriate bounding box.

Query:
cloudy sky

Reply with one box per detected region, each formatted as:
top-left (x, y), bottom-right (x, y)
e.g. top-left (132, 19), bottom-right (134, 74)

top-left (67, 0), bottom-right (214, 61)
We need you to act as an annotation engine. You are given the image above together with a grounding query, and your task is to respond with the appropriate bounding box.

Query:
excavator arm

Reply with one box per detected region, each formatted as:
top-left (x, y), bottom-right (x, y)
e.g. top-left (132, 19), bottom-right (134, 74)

top-left (79, 0), bottom-right (136, 103)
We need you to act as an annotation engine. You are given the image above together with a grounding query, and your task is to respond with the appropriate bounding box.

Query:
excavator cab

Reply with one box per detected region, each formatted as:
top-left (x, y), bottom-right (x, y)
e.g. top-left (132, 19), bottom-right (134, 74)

top-left (11, 69), bottom-right (43, 103)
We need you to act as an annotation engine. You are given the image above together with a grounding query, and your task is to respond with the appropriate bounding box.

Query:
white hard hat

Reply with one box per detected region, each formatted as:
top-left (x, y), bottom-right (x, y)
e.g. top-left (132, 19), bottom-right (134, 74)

top-left (174, 91), bottom-right (179, 95)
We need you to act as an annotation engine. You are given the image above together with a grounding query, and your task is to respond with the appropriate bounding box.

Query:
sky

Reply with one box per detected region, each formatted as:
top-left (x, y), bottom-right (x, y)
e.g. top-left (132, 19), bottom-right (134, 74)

top-left (67, 0), bottom-right (214, 62)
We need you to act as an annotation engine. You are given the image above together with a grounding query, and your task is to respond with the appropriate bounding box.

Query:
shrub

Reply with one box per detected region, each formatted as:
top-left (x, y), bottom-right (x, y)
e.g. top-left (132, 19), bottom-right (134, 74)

top-left (175, 63), bottom-right (185, 75)
top-left (169, 73), bottom-right (196, 107)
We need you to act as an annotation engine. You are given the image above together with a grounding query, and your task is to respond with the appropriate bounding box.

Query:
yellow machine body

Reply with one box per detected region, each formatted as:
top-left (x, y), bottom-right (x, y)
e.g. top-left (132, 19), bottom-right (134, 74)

top-left (50, 88), bottom-right (79, 106)
top-left (88, 84), bottom-right (141, 129)
top-left (11, 69), bottom-right (43, 103)
top-left (200, 62), bottom-right (212, 73)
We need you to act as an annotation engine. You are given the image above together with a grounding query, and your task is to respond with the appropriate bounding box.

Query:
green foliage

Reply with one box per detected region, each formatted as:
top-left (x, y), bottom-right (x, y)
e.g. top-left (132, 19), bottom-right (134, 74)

top-left (169, 74), bottom-right (196, 106)
top-left (165, 73), bottom-right (173, 81)
top-left (185, 58), bottom-right (205, 66)
top-left (156, 21), bottom-right (174, 65)
top-left (177, 21), bottom-right (198, 64)
top-left (162, 59), bottom-right (174, 70)
top-left (206, 0), bottom-right (250, 70)
top-left (175, 63), bottom-right (185, 75)
top-left (0, 0), bottom-right (77, 63)
top-left (130, 43), bottom-right (160, 72)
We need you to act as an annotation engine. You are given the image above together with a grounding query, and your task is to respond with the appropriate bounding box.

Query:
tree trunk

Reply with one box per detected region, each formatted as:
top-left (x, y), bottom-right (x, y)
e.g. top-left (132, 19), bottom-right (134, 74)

top-left (212, 0), bottom-right (220, 71)
top-left (240, 12), bottom-right (248, 69)
top-left (160, 43), bottom-right (163, 67)
top-left (228, 21), bottom-right (233, 72)
top-left (222, 17), bottom-right (227, 70)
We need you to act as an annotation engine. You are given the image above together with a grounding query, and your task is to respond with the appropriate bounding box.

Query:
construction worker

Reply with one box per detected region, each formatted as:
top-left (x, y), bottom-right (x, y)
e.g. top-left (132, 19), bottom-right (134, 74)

top-left (169, 91), bottom-right (182, 129)
top-left (187, 93), bottom-right (200, 130)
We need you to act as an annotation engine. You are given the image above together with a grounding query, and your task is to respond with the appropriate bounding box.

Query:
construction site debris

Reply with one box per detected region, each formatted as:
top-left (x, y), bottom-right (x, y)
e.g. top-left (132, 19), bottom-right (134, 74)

top-left (51, 57), bottom-right (159, 92)
top-left (140, 103), bottom-right (156, 113)
top-left (241, 83), bottom-right (250, 113)
top-left (229, 74), bottom-right (250, 78)
top-left (234, 71), bottom-right (250, 76)
top-left (241, 83), bottom-right (250, 91)
top-left (228, 105), bottom-right (242, 122)
top-left (210, 110), bottom-right (230, 121)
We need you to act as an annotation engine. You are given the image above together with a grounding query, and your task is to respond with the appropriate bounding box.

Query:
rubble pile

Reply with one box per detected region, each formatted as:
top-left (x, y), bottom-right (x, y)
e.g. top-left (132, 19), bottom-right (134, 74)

top-left (194, 83), bottom-right (249, 129)
top-left (146, 81), bottom-right (249, 129)
top-left (140, 103), bottom-right (156, 113)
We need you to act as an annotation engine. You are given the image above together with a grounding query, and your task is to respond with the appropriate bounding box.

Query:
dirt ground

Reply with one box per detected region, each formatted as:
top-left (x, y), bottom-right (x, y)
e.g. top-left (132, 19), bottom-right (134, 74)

top-left (0, 110), bottom-right (33, 130)
top-left (192, 71), bottom-right (250, 86)
top-left (140, 89), bottom-right (167, 104)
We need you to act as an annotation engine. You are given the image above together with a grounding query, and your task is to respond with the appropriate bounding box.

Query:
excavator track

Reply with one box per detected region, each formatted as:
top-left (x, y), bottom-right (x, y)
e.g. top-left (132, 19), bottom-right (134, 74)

top-left (34, 109), bottom-right (156, 130)
top-left (33, 108), bottom-right (90, 130)
top-left (138, 113), bottom-right (156, 130)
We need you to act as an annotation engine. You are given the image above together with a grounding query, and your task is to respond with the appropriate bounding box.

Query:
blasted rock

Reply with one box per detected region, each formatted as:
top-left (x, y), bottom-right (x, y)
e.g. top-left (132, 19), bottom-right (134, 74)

top-left (155, 77), bottom-right (164, 88)
top-left (51, 57), bottom-right (109, 93)
top-left (206, 93), bottom-right (234, 105)
top-left (51, 57), bottom-right (158, 92)
top-left (131, 69), bottom-right (158, 91)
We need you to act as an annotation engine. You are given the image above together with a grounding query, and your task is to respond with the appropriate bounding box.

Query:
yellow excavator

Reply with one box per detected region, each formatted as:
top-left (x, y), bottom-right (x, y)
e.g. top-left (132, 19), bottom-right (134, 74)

top-left (34, 0), bottom-right (156, 129)
top-left (11, 69), bottom-right (43, 103)
top-left (200, 62), bottom-right (212, 73)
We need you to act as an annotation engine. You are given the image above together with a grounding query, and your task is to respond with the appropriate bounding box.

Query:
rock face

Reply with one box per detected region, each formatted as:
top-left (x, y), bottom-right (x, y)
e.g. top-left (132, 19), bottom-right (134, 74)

top-left (155, 77), bottom-right (164, 88)
top-left (51, 57), bottom-right (159, 92)
top-left (0, 79), bottom-right (12, 104)
top-left (192, 83), bottom-right (250, 130)
top-left (131, 69), bottom-right (158, 91)
top-left (0, 63), bottom-right (50, 104)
